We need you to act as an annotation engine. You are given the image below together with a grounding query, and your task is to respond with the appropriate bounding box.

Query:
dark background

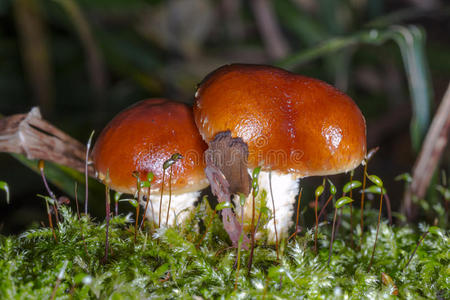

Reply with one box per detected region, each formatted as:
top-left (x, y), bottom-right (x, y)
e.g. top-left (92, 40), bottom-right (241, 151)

top-left (0, 0), bottom-right (449, 234)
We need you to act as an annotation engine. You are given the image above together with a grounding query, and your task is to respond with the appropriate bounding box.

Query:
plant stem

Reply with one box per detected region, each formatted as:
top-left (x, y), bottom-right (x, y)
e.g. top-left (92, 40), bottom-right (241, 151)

top-left (403, 230), bottom-right (429, 271)
top-left (314, 193), bottom-right (319, 254)
top-left (84, 154), bottom-right (89, 215)
top-left (268, 171), bottom-right (279, 260)
top-left (39, 160), bottom-right (60, 225)
top-left (74, 182), bottom-right (88, 256)
top-left (247, 192), bottom-right (256, 275)
top-left (158, 171), bottom-right (165, 228)
top-left (140, 185), bottom-right (152, 231)
top-left (384, 193), bottom-right (393, 225)
top-left (317, 195), bottom-right (333, 223)
top-left (368, 189), bottom-right (384, 272)
top-left (349, 173), bottom-right (354, 249)
top-left (84, 131), bottom-right (94, 215)
top-left (50, 278), bottom-right (61, 300)
top-left (234, 205), bottom-right (245, 290)
top-left (104, 182), bottom-right (111, 262)
top-left (328, 207), bottom-right (338, 266)
top-left (45, 200), bottom-right (57, 242)
top-left (135, 186), bottom-right (140, 244)
top-left (166, 167), bottom-right (173, 227)
top-left (360, 163), bottom-right (368, 247)
top-left (74, 182), bottom-right (80, 219)
top-left (289, 189), bottom-right (303, 241)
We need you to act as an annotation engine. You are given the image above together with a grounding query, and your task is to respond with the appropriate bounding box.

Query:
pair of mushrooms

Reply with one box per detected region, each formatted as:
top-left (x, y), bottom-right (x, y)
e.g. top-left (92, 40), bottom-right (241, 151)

top-left (92, 64), bottom-right (366, 241)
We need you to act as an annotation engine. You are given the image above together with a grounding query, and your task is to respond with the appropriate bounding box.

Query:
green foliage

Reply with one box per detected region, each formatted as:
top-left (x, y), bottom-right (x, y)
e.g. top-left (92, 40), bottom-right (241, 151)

top-left (315, 185), bottom-right (325, 197)
top-left (278, 25), bottom-right (433, 150)
top-left (0, 181), bottom-right (10, 204)
top-left (343, 180), bottom-right (362, 194)
top-left (335, 197), bottom-right (354, 209)
top-left (0, 205), bottom-right (448, 299)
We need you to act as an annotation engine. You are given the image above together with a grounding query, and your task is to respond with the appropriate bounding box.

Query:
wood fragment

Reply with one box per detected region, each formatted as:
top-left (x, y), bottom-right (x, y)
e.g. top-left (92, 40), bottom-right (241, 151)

top-left (0, 107), bottom-right (95, 177)
top-left (404, 82), bottom-right (450, 219)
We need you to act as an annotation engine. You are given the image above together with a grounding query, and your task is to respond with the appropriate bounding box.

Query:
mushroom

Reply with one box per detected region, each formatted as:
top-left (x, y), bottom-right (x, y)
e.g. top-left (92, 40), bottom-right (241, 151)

top-left (92, 99), bottom-right (209, 226)
top-left (193, 64), bottom-right (366, 242)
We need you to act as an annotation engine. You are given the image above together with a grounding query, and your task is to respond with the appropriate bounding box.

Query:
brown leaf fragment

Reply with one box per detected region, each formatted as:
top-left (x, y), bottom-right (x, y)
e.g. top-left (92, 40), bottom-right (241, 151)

top-left (205, 130), bottom-right (251, 196)
top-left (204, 165), bottom-right (249, 249)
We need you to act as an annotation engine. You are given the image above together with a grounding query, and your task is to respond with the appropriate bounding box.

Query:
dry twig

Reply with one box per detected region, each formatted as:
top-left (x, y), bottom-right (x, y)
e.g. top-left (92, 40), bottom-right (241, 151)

top-left (404, 82), bottom-right (450, 219)
top-left (0, 107), bottom-right (95, 177)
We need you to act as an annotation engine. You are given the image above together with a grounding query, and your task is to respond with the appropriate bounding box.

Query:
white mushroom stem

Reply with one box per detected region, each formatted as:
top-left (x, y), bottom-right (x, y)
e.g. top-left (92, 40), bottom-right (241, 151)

top-left (233, 170), bottom-right (299, 243)
top-left (139, 191), bottom-right (200, 227)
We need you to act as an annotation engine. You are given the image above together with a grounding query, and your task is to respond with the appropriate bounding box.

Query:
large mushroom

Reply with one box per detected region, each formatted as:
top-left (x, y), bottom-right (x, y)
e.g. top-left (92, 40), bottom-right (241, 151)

top-left (92, 99), bottom-right (208, 226)
top-left (194, 64), bottom-right (366, 242)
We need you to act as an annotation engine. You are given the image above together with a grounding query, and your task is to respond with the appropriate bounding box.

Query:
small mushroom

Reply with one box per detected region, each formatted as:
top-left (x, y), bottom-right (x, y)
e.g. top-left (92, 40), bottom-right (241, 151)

top-left (194, 64), bottom-right (366, 242)
top-left (92, 99), bottom-right (208, 226)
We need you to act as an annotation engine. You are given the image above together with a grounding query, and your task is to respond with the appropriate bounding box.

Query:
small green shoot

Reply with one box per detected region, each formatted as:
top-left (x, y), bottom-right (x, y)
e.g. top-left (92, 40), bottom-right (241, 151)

top-left (395, 172), bottom-right (413, 183)
top-left (139, 172), bottom-right (155, 229)
top-left (349, 171), bottom-right (355, 248)
top-left (85, 130), bottom-right (95, 215)
top-left (103, 170), bottom-right (111, 262)
top-left (343, 178), bottom-right (361, 247)
top-left (343, 180), bottom-right (362, 194)
top-left (140, 172), bottom-right (154, 230)
top-left (248, 166), bottom-right (261, 274)
top-left (0, 181), bottom-right (10, 204)
top-left (166, 153), bottom-right (183, 227)
top-left (74, 182), bottom-right (88, 256)
top-left (403, 226), bottom-right (441, 272)
top-left (268, 171), bottom-right (280, 260)
top-left (359, 147), bottom-right (379, 248)
top-left (314, 180), bottom-right (325, 254)
top-left (234, 193), bottom-right (247, 290)
top-left (37, 194), bottom-right (58, 242)
top-left (367, 174), bottom-right (384, 272)
top-left (132, 171), bottom-right (141, 243)
top-left (159, 153), bottom-right (183, 228)
top-left (119, 198), bottom-right (138, 207)
top-left (50, 260), bottom-right (68, 300)
top-left (39, 160), bottom-right (60, 224)
top-left (114, 191), bottom-right (122, 216)
top-left (328, 196), bottom-right (353, 266)
top-left (289, 188), bottom-right (303, 241)
top-left (317, 180), bottom-right (336, 223)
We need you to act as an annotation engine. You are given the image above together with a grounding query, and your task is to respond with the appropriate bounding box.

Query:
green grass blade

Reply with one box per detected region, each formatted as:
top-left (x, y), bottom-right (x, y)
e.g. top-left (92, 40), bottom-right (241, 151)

top-left (11, 153), bottom-right (103, 203)
top-left (391, 26), bottom-right (432, 150)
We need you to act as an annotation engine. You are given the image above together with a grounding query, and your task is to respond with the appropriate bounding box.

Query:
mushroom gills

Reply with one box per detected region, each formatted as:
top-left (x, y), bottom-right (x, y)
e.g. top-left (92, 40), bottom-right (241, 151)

top-left (233, 170), bottom-right (299, 243)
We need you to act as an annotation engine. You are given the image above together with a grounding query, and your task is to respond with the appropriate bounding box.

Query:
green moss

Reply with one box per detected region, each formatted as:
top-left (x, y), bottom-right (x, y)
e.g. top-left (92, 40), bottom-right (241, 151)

top-left (0, 203), bottom-right (448, 299)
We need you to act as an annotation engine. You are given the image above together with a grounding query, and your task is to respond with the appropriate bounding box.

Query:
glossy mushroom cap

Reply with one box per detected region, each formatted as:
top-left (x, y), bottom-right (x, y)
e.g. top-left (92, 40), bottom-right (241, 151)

top-left (92, 99), bottom-right (208, 195)
top-left (194, 64), bottom-right (366, 177)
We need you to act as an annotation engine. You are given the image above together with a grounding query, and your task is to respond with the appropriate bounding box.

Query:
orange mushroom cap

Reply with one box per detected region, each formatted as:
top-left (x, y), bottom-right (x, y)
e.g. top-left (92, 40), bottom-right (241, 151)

top-left (92, 99), bottom-right (208, 194)
top-left (194, 64), bottom-right (366, 177)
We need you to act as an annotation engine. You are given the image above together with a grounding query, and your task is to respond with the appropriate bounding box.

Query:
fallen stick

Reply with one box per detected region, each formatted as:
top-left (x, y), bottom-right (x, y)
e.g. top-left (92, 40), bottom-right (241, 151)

top-left (0, 107), bottom-right (95, 177)
top-left (403, 82), bottom-right (450, 219)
